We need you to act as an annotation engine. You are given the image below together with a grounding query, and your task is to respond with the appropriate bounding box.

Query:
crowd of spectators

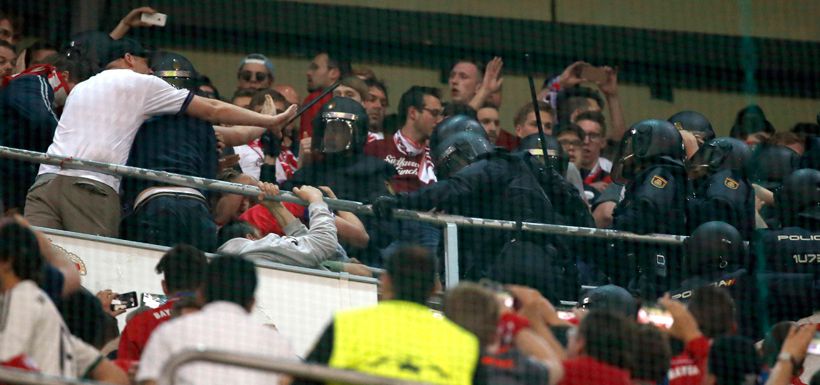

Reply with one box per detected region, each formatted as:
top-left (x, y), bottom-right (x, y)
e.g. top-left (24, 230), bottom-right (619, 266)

top-left (0, 5), bottom-right (818, 385)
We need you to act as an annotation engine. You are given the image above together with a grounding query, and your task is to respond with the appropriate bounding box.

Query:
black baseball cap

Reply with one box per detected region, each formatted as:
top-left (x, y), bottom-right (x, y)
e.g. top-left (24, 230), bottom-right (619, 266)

top-left (579, 284), bottom-right (638, 319)
top-left (65, 31), bottom-right (151, 71)
top-left (103, 37), bottom-right (150, 65)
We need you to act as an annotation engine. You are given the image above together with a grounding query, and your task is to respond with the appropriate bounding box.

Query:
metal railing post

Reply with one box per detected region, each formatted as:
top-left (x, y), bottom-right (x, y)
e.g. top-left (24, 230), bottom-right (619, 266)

top-left (159, 349), bottom-right (430, 385)
top-left (443, 222), bottom-right (460, 287)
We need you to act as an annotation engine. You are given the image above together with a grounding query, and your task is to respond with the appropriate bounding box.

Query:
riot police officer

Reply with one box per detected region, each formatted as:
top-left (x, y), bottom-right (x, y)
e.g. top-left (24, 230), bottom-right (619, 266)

top-left (668, 110), bottom-right (715, 146)
top-left (284, 96), bottom-right (395, 203)
top-left (283, 97), bottom-right (396, 266)
top-left (516, 133), bottom-right (594, 228)
top-left (610, 119), bottom-right (688, 298)
top-left (686, 137), bottom-right (755, 239)
top-left (748, 144), bottom-right (803, 227)
top-left (373, 115), bottom-right (576, 300)
top-left (758, 169), bottom-right (820, 327)
top-left (671, 221), bottom-right (759, 338)
top-left (121, 52), bottom-right (219, 251)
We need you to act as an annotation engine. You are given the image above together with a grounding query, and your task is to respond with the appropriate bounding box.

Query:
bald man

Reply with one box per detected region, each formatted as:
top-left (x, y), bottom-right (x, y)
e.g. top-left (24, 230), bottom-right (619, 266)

top-left (273, 84), bottom-right (300, 108)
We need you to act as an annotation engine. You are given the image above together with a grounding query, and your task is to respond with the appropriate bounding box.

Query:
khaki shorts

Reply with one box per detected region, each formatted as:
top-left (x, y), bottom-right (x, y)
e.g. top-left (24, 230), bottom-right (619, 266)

top-left (24, 174), bottom-right (121, 238)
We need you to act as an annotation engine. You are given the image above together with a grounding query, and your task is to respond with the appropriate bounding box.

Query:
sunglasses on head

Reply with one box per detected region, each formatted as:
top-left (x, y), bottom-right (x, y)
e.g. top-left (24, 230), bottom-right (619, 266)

top-left (238, 70), bottom-right (269, 82)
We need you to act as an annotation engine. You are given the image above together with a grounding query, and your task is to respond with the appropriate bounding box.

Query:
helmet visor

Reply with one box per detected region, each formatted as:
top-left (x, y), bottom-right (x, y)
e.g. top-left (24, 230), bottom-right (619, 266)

top-left (528, 148), bottom-right (569, 175)
top-left (319, 111), bottom-right (358, 154)
top-left (436, 145), bottom-right (471, 178)
top-left (611, 132), bottom-right (637, 184)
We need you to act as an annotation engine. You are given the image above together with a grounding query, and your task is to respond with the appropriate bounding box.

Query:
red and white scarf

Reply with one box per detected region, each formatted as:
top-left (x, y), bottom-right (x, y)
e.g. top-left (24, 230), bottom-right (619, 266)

top-left (394, 131), bottom-right (437, 184)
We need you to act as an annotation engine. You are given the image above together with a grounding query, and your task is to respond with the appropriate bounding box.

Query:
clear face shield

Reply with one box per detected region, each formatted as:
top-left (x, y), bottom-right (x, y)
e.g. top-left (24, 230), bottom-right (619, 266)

top-left (319, 112), bottom-right (357, 154)
top-left (610, 131), bottom-right (638, 184)
top-left (527, 148), bottom-right (569, 175)
top-left (685, 141), bottom-right (727, 180)
top-left (435, 145), bottom-right (471, 178)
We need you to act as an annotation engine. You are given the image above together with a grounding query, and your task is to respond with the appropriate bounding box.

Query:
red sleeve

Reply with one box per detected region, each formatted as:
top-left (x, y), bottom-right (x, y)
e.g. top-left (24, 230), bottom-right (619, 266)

top-left (685, 335), bottom-right (711, 366)
top-left (239, 203), bottom-right (306, 236)
top-left (298, 92), bottom-right (332, 139)
top-left (117, 318), bottom-right (142, 361)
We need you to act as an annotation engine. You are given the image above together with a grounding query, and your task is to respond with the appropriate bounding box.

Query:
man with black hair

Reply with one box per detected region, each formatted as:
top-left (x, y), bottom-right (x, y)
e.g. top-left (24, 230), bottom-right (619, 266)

top-left (0, 40), bottom-right (14, 77)
top-left (663, 288), bottom-right (737, 385)
top-left (0, 50), bottom-right (94, 212)
top-left (0, 219), bottom-right (128, 384)
top-left (560, 311), bottom-right (635, 385)
top-left (137, 255), bottom-right (296, 385)
top-left (117, 244), bottom-right (208, 361)
top-left (364, 86), bottom-right (442, 259)
top-left (296, 245), bottom-right (480, 385)
top-left (299, 51), bottom-right (351, 142)
top-left (705, 336), bottom-right (761, 385)
top-left (575, 110), bottom-right (612, 195)
top-left (0, 10), bottom-right (21, 45)
top-left (632, 324), bottom-right (672, 385)
top-left (363, 77), bottom-right (388, 142)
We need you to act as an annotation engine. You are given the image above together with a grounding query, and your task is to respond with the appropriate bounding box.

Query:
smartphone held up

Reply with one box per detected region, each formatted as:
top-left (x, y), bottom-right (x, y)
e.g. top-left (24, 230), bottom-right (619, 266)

top-left (140, 12), bottom-right (167, 27)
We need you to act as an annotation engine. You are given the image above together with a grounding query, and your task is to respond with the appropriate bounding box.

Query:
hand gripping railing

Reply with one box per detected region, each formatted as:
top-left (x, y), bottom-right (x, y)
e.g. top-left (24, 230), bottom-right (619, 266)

top-left (0, 146), bottom-right (687, 286)
top-left (158, 348), bottom-right (430, 385)
top-left (0, 367), bottom-right (108, 385)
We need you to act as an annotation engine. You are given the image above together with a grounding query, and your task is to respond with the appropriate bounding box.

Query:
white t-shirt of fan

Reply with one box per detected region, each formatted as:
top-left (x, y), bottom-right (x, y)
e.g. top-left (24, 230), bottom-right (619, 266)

top-left (39, 69), bottom-right (192, 192)
top-left (0, 281), bottom-right (101, 378)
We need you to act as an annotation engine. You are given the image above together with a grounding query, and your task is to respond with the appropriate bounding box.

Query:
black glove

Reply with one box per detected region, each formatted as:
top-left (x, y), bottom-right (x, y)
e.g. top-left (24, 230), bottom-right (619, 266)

top-left (371, 195), bottom-right (399, 219)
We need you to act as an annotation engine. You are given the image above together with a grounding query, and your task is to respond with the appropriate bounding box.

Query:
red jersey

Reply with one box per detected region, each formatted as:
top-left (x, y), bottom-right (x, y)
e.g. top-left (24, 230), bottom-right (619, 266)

top-left (298, 90), bottom-right (332, 139)
top-left (239, 202), bottom-right (306, 236)
top-left (560, 356), bottom-right (631, 385)
top-left (117, 299), bottom-right (178, 361)
top-left (667, 336), bottom-right (710, 385)
top-left (496, 130), bottom-right (520, 152)
top-left (364, 131), bottom-right (436, 193)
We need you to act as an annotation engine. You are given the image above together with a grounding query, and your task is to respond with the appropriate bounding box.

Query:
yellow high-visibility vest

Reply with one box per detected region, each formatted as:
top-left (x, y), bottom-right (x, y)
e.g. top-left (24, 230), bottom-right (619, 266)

top-left (328, 300), bottom-right (479, 385)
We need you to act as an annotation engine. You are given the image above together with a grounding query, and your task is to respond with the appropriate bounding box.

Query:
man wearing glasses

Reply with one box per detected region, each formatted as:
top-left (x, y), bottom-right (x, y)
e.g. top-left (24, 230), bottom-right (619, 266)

top-left (236, 53), bottom-right (274, 90)
top-left (576, 110), bottom-right (612, 195)
top-left (364, 86), bottom-right (443, 261)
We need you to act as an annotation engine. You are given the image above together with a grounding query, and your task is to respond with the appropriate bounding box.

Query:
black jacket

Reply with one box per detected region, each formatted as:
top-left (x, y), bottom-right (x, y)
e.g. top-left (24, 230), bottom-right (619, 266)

top-left (687, 169), bottom-right (755, 239)
top-left (0, 74), bottom-right (58, 209)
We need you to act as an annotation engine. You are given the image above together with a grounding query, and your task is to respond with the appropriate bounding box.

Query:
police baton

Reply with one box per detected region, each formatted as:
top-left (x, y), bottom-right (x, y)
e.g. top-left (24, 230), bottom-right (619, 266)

top-left (286, 80), bottom-right (341, 126)
top-left (523, 53), bottom-right (551, 160)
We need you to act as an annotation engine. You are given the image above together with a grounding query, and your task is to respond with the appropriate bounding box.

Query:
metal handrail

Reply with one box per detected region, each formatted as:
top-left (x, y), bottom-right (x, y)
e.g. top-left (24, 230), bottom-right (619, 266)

top-left (0, 367), bottom-right (109, 385)
top-left (0, 146), bottom-right (685, 245)
top-left (158, 349), bottom-right (430, 385)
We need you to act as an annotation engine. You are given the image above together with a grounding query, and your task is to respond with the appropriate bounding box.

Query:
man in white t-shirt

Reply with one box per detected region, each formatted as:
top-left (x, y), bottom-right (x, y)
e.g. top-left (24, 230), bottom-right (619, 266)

top-left (24, 35), bottom-right (296, 237)
top-left (137, 255), bottom-right (297, 385)
top-left (0, 220), bottom-right (127, 384)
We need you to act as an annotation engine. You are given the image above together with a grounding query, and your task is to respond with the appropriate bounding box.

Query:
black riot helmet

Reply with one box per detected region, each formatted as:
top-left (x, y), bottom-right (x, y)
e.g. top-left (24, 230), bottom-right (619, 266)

top-left (518, 134), bottom-right (569, 175)
top-left (747, 144), bottom-right (801, 191)
top-left (311, 96), bottom-right (368, 155)
top-left (611, 119), bottom-right (685, 184)
top-left (729, 104), bottom-right (775, 141)
top-left (668, 110), bottom-right (715, 145)
top-left (430, 115), bottom-right (494, 178)
top-left (686, 137), bottom-right (751, 180)
top-left (777, 168), bottom-right (820, 216)
top-left (151, 51), bottom-right (198, 91)
top-left (683, 221), bottom-right (745, 276)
